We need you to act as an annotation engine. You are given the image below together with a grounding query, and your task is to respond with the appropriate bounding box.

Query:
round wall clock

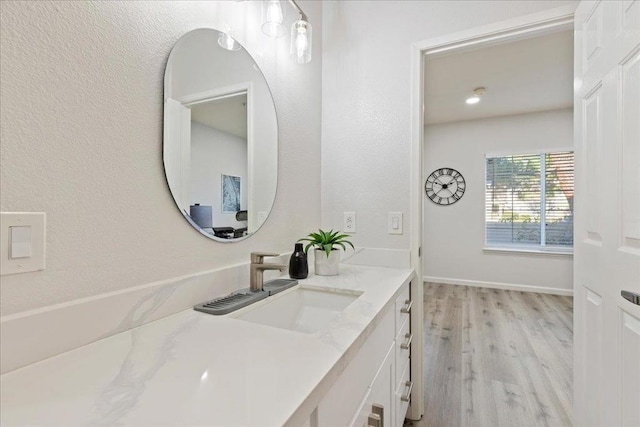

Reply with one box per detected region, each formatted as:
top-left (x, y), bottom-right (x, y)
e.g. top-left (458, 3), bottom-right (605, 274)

top-left (425, 167), bottom-right (466, 205)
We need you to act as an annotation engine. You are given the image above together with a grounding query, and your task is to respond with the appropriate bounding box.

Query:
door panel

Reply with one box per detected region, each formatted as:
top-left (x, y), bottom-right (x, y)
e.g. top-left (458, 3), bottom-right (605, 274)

top-left (164, 98), bottom-right (191, 213)
top-left (584, 288), bottom-right (603, 426)
top-left (620, 310), bottom-right (640, 427)
top-left (620, 49), bottom-right (640, 251)
top-left (584, 2), bottom-right (603, 70)
top-left (583, 85), bottom-right (603, 243)
top-left (574, 1), bottom-right (640, 426)
top-left (618, 0), bottom-right (639, 38)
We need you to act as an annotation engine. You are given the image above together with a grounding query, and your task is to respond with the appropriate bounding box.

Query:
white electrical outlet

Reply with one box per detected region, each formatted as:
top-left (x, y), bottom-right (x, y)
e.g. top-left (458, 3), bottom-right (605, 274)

top-left (388, 212), bottom-right (403, 235)
top-left (344, 212), bottom-right (356, 233)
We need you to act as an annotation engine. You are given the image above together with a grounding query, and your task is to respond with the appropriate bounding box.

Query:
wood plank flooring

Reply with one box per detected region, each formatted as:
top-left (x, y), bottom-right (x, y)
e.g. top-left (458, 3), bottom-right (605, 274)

top-left (407, 283), bottom-right (573, 427)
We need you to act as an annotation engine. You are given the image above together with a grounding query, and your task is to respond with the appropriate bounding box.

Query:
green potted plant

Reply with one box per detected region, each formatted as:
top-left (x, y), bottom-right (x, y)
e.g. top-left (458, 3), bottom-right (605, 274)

top-left (298, 229), bottom-right (355, 276)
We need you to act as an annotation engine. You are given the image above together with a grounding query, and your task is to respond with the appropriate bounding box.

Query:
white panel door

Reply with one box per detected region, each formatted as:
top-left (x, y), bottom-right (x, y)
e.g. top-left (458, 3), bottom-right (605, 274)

top-left (574, 1), bottom-right (640, 426)
top-left (164, 98), bottom-right (191, 213)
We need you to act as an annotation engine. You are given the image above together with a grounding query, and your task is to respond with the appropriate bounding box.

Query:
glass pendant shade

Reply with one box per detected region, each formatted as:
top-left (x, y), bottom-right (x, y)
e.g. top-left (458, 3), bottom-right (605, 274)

top-left (290, 19), bottom-right (312, 64)
top-left (218, 32), bottom-right (241, 51)
top-left (262, 0), bottom-right (285, 38)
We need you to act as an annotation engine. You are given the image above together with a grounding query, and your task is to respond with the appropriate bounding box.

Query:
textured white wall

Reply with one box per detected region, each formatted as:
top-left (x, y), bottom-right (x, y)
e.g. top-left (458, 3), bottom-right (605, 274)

top-left (423, 109), bottom-right (574, 291)
top-left (321, 0), bottom-right (578, 250)
top-left (0, 0), bottom-right (322, 316)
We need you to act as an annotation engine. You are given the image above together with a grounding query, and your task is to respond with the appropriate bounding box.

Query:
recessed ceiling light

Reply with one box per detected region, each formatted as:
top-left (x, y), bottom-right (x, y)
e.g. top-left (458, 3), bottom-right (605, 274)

top-left (465, 87), bottom-right (486, 105)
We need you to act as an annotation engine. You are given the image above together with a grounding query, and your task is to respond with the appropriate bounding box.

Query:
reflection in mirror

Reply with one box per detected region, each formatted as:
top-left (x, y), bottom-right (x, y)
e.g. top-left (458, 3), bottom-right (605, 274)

top-left (163, 29), bottom-right (278, 242)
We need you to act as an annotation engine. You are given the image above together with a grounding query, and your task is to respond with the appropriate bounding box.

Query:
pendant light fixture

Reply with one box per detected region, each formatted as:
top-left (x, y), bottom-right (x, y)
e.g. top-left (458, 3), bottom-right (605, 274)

top-left (290, 18), bottom-right (312, 64)
top-left (288, 0), bottom-right (312, 64)
top-left (262, 0), bottom-right (285, 38)
top-left (218, 31), bottom-right (241, 51)
top-left (260, 0), bottom-right (312, 63)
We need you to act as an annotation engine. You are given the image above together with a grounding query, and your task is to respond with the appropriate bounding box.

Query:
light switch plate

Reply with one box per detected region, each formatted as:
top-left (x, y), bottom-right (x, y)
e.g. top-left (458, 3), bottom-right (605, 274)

top-left (344, 212), bottom-right (356, 233)
top-left (10, 226), bottom-right (32, 259)
top-left (388, 212), bottom-right (403, 235)
top-left (1, 212), bottom-right (46, 276)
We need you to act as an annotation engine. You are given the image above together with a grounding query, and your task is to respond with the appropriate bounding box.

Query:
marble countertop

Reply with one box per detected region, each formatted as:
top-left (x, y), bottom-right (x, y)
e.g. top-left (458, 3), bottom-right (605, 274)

top-left (0, 264), bottom-right (414, 426)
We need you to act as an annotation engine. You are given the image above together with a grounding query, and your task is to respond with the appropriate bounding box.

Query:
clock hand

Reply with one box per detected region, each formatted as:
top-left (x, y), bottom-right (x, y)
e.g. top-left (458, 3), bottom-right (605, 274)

top-left (436, 187), bottom-right (456, 196)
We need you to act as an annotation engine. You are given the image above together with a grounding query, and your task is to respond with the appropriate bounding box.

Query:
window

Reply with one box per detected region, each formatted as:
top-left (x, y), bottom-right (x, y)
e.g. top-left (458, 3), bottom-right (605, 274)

top-left (485, 151), bottom-right (574, 251)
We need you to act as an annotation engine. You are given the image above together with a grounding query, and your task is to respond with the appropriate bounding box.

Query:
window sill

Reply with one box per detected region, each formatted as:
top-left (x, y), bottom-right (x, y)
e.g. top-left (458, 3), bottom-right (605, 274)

top-left (483, 246), bottom-right (573, 258)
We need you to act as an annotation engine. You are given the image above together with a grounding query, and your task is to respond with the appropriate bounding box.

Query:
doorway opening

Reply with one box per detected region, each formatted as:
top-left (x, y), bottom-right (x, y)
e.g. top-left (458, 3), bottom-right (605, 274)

top-left (408, 5), bottom-right (576, 424)
top-left (422, 26), bottom-right (575, 292)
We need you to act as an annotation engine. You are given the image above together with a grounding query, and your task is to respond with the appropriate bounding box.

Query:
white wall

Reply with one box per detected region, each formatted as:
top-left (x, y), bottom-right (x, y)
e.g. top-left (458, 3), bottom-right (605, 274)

top-left (321, 1), bottom-right (578, 250)
top-left (0, 0), bottom-right (322, 316)
top-left (190, 122), bottom-right (248, 228)
top-left (423, 109), bottom-right (574, 292)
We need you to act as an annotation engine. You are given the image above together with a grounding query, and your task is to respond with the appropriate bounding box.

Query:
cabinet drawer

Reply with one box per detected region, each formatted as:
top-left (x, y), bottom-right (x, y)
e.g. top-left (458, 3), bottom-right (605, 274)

top-left (318, 306), bottom-right (395, 427)
top-left (349, 345), bottom-right (394, 427)
top-left (347, 387), bottom-right (371, 427)
top-left (394, 282), bottom-right (411, 334)
top-left (394, 363), bottom-right (412, 427)
top-left (395, 319), bottom-right (411, 388)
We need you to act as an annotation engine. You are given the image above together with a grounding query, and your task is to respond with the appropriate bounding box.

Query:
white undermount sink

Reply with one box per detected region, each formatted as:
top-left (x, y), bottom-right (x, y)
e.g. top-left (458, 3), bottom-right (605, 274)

top-left (232, 286), bottom-right (362, 334)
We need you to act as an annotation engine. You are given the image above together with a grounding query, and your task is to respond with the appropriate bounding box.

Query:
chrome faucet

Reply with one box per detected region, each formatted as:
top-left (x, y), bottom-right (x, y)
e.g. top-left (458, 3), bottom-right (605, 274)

top-left (250, 252), bottom-right (287, 292)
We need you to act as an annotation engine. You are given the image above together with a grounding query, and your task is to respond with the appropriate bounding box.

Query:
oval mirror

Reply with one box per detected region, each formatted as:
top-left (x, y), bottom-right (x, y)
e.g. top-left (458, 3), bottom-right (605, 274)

top-left (163, 28), bottom-right (278, 242)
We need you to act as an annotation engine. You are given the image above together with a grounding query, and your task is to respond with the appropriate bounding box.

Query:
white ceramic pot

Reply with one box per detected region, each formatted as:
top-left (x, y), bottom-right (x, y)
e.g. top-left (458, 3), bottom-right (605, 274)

top-left (314, 249), bottom-right (340, 276)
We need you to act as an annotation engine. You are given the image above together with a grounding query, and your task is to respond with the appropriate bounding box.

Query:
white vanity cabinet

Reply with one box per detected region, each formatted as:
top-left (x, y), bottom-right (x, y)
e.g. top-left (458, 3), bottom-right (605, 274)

top-left (394, 281), bottom-right (413, 427)
top-left (0, 264), bottom-right (417, 427)
top-left (315, 280), bottom-right (413, 427)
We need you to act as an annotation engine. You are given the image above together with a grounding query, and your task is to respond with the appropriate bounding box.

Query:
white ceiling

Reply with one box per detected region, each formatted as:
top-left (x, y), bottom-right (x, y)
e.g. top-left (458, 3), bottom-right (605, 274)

top-left (190, 93), bottom-right (248, 139)
top-left (424, 30), bottom-right (574, 125)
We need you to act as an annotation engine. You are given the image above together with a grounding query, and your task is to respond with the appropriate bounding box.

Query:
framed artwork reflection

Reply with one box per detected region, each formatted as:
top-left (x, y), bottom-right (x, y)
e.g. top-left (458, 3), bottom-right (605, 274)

top-left (221, 174), bottom-right (241, 213)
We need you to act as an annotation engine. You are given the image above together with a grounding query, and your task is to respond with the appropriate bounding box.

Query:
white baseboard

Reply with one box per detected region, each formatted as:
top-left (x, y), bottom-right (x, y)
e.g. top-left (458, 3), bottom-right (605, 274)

top-left (423, 276), bottom-right (574, 296)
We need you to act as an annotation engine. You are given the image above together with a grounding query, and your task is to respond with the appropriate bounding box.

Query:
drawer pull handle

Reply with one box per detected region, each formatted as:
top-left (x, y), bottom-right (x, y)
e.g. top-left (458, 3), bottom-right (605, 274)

top-left (368, 413), bottom-right (381, 427)
top-left (622, 290), bottom-right (640, 306)
top-left (368, 403), bottom-right (384, 427)
top-left (401, 380), bottom-right (413, 402)
top-left (400, 299), bottom-right (413, 314)
top-left (400, 332), bottom-right (413, 350)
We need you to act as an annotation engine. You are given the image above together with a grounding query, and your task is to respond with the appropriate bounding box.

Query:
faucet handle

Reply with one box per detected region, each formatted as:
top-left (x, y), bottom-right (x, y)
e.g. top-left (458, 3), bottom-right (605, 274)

top-left (250, 252), bottom-right (281, 264)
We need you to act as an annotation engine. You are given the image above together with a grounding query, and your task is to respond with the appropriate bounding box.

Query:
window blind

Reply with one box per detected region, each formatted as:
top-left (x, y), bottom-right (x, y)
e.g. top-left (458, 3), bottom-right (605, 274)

top-left (485, 151), bottom-right (574, 249)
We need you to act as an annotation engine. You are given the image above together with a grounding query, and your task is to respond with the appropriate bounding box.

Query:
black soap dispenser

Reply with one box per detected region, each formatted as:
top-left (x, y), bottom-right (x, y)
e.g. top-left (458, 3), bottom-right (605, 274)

top-left (289, 243), bottom-right (309, 279)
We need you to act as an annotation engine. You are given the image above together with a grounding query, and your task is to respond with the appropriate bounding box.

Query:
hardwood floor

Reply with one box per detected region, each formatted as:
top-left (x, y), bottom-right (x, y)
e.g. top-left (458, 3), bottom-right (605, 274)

top-left (408, 283), bottom-right (573, 427)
